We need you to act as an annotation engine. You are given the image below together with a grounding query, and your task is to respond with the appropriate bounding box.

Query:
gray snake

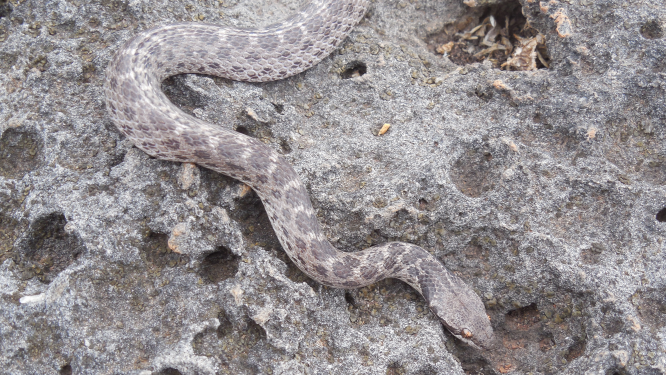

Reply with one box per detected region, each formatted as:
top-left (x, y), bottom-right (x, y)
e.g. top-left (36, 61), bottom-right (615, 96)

top-left (103, 0), bottom-right (494, 349)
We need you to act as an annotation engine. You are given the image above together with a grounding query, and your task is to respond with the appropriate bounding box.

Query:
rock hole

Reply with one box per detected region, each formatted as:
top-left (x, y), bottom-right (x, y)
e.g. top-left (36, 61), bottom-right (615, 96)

top-left (634, 288), bottom-right (666, 329)
top-left (538, 332), bottom-right (555, 352)
top-left (344, 292), bottom-right (356, 306)
top-left (161, 76), bottom-right (206, 114)
top-left (533, 113), bottom-right (542, 123)
top-left (217, 310), bottom-right (234, 338)
top-left (505, 303), bottom-right (540, 330)
top-left (450, 147), bottom-right (501, 197)
top-left (0, 212), bottom-right (22, 259)
top-left (581, 242), bottom-right (604, 264)
top-left (79, 62), bottom-right (96, 83)
top-left (156, 368), bottom-right (182, 375)
top-left (28, 55), bottom-right (48, 72)
top-left (463, 239), bottom-right (488, 260)
top-left (386, 362), bottom-right (406, 375)
top-left (656, 207), bottom-right (666, 222)
top-left (340, 61), bottom-right (367, 79)
top-left (108, 148), bottom-right (126, 168)
top-left (414, 364), bottom-right (438, 375)
top-left (235, 126), bottom-right (249, 135)
top-left (272, 103), bottom-right (284, 114)
top-left (59, 364), bottom-right (72, 375)
top-left (474, 85), bottom-right (494, 101)
top-left (16, 213), bottom-right (85, 283)
top-left (141, 231), bottom-right (190, 270)
top-left (143, 183), bottom-right (162, 199)
top-left (458, 355), bottom-right (495, 375)
top-left (279, 139), bottom-right (292, 154)
top-left (564, 337), bottom-right (586, 362)
top-left (389, 208), bottom-right (412, 228)
top-left (199, 246), bottom-right (239, 283)
top-left (0, 128), bottom-right (44, 179)
top-left (244, 319), bottom-right (267, 343)
top-left (227, 183), bottom-right (284, 255)
top-left (418, 198), bottom-right (428, 210)
top-left (600, 304), bottom-right (624, 337)
top-left (640, 19), bottom-right (664, 39)
top-left (0, 0), bottom-right (12, 18)
top-left (425, 0), bottom-right (550, 70)
top-left (0, 52), bottom-right (18, 71)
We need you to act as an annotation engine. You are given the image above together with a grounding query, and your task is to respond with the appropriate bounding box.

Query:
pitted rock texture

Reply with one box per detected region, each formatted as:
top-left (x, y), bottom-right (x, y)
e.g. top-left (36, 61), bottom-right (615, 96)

top-left (0, 0), bottom-right (665, 374)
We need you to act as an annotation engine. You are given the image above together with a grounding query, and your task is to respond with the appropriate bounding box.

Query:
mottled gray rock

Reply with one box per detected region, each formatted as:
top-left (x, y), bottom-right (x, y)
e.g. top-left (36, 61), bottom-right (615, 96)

top-left (1, 0), bottom-right (665, 374)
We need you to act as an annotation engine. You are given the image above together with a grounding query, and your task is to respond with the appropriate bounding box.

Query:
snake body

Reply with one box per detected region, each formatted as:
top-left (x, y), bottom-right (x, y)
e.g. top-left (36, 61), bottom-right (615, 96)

top-left (104, 0), bottom-right (494, 348)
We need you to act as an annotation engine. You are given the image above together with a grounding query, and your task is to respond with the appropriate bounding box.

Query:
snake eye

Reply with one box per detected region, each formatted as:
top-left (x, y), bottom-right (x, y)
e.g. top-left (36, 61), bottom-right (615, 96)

top-left (462, 328), bottom-right (473, 338)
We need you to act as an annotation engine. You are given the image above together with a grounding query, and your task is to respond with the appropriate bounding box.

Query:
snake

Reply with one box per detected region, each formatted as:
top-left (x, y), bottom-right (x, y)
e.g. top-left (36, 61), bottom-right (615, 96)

top-left (103, 0), bottom-right (494, 349)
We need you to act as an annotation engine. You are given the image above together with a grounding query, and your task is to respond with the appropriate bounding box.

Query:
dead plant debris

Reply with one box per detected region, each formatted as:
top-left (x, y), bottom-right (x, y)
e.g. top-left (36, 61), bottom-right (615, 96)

top-left (428, 7), bottom-right (550, 70)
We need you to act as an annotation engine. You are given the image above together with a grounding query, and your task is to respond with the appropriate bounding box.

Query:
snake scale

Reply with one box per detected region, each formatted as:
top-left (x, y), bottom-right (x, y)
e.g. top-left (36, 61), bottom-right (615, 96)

top-left (104, 0), bottom-right (494, 348)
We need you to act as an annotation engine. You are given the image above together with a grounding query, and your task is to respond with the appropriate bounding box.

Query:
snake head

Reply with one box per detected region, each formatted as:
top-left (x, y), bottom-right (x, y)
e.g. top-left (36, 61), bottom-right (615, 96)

top-left (428, 291), bottom-right (495, 350)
